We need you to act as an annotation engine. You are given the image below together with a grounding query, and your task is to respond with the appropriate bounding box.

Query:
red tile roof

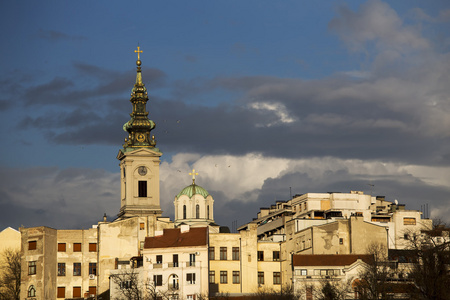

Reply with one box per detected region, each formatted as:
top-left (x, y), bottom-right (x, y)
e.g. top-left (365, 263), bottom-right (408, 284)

top-left (293, 254), bottom-right (373, 267)
top-left (144, 227), bottom-right (208, 249)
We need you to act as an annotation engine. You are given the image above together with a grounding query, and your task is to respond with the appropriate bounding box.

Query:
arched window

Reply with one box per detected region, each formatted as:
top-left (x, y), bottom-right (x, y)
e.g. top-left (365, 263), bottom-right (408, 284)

top-left (207, 205), bottom-right (210, 219)
top-left (28, 285), bottom-right (36, 297)
top-left (183, 205), bottom-right (186, 219)
top-left (196, 204), bottom-right (200, 219)
top-left (168, 274), bottom-right (179, 290)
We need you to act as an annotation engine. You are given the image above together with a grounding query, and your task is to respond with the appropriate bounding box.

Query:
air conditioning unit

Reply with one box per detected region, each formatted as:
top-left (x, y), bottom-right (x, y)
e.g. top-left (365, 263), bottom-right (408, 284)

top-left (89, 274), bottom-right (95, 280)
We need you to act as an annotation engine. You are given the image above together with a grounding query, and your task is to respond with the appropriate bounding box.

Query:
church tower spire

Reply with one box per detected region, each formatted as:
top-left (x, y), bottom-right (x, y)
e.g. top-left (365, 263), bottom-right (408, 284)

top-left (122, 46), bottom-right (158, 152)
top-left (117, 47), bottom-right (163, 219)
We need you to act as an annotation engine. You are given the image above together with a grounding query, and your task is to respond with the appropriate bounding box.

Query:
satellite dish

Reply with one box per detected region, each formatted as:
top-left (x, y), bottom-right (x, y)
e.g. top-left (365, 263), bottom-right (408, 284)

top-left (394, 199), bottom-right (398, 205)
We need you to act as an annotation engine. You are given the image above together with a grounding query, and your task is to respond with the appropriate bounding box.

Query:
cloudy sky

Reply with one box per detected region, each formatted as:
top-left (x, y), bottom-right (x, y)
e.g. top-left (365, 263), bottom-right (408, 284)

top-left (1, 0), bottom-right (449, 230)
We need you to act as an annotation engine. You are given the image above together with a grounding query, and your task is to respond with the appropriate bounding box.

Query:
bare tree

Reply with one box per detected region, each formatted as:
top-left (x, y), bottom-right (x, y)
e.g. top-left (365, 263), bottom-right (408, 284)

top-left (111, 270), bottom-right (144, 300)
top-left (404, 220), bottom-right (450, 300)
top-left (110, 270), bottom-right (175, 300)
top-left (251, 285), bottom-right (297, 300)
top-left (0, 248), bottom-right (20, 300)
top-left (314, 277), bottom-right (353, 300)
top-left (354, 243), bottom-right (395, 300)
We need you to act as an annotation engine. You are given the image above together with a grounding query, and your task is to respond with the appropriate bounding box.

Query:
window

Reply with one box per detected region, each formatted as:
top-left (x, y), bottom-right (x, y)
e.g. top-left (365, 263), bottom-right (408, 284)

top-left (189, 253), bottom-right (196, 266)
top-left (28, 240), bottom-right (37, 250)
top-left (28, 261), bottom-right (36, 275)
top-left (140, 222), bottom-right (145, 230)
top-left (232, 247), bottom-right (240, 260)
top-left (273, 251), bottom-right (280, 261)
top-left (209, 247), bottom-right (215, 260)
top-left (183, 205), bottom-right (186, 219)
top-left (220, 271), bottom-right (227, 284)
top-left (404, 217), bottom-right (416, 225)
top-left (273, 272), bottom-right (281, 284)
top-left (73, 243), bottom-right (82, 252)
top-left (196, 204), bottom-right (200, 219)
top-left (73, 287), bottom-right (81, 298)
top-left (138, 181), bottom-right (147, 197)
top-left (232, 271), bottom-right (240, 284)
top-left (89, 243), bottom-right (97, 252)
top-left (89, 263), bottom-right (97, 275)
top-left (339, 238), bottom-right (343, 245)
top-left (258, 272), bottom-right (264, 285)
top-left (209, 271), bottom-right (215, 283)
top-left (220, 247), bottom-right (227, 260)
top-left (169, 274), bottom-right (179, 289)
top-left (301, 269), bottom-right (307, 276)
top-left (257, 251), bottom-right (264, 261)
top-left (57, 287), bottom-right (65, 298)
top-left (140, 241), bottom-right (144, 250)
top-left (58, 263), bottom-right (65, 276)
top-left (207, 205), bottom-right (210, 219)
top-left (89, 286), bottom-right (96, 296)
top-left (156, 255), bottom-right (163, 264)
top-left (186, 273), bottom-right (196, 284)
top-left (28, 285), bottom-right (36, 297)
top-left (58, 243), bottom-right (66, 252)
top-left (153, 274), bottom-right (162, 286)
top-left (119, 280), bottom-right (132, 289)
top-left (173, 254), bottom-right (179, 267)
top-left (73, 263), bottom-right (81, 276)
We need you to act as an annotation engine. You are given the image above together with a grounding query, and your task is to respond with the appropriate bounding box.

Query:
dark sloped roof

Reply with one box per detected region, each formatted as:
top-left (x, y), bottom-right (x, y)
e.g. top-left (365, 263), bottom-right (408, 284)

top-left (144, 227), bottom-right (208, 249)
top-left (293, 254), bottom-right (373, 267)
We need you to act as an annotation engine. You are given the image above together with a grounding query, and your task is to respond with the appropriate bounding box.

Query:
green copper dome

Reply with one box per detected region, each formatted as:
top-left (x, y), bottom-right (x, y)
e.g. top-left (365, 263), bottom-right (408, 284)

top-left (177, 184), bottom-right (210, 198)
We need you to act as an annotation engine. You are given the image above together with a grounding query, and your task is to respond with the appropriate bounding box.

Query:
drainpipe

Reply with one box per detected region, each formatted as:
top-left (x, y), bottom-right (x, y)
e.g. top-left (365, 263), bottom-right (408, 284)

top-left (239, 238), bottom-right (242, 294)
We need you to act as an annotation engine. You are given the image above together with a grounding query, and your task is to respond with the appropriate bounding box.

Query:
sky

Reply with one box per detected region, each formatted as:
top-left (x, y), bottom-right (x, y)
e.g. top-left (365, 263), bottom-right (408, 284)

top-left (1, 0), bottom-right (449, 230)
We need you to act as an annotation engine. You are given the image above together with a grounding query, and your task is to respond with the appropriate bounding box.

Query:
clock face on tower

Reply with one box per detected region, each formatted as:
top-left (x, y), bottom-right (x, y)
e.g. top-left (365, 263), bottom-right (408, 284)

top-left (136, 133), bottom-right (146, 142)
top-left (138, 166), bottom-right (147, 176)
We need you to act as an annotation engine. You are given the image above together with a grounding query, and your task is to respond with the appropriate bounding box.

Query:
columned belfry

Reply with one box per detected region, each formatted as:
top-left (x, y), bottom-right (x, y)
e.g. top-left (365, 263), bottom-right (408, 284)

top-left (117, 47), bottom-right (162, 219)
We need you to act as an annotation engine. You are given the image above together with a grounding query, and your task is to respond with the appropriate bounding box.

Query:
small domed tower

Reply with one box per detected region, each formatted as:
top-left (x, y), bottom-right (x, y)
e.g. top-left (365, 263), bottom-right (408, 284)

top-left (174, 169), bottom-right (219, 232)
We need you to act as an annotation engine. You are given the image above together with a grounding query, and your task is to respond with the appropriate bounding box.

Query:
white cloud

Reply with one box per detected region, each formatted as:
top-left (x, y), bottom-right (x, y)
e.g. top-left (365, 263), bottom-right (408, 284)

top-left (249, 102), bottom-right (297, 127)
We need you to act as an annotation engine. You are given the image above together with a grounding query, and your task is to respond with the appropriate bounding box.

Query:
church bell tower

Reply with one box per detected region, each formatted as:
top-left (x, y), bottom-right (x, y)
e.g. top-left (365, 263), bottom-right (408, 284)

top-left (116, 47), bottom-right (162, 219)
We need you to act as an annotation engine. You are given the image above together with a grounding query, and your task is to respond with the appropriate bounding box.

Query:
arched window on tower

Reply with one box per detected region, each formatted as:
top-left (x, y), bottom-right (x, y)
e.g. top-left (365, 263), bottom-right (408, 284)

top-left (28, 285), bottom-right (36, 297)
top-left (196, 204), bottom-right (200, 219)
top-left (207, 205), bottom-right (210, 219)
top-left (183, 205), bottom-right (186, 219)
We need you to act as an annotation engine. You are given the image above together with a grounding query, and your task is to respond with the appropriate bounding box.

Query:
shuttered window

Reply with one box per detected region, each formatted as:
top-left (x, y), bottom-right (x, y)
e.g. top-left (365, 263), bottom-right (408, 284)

top-left (73, 243), bottom-right (82, 252)
top-left (57, 287), bottom-right (65, 298)
top-left (58, 243), bottom-right (66, 252)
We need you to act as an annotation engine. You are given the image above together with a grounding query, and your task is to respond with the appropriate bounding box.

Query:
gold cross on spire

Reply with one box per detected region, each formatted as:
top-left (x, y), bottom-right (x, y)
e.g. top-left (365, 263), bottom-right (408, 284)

top-left (134, 46), bottom-right (143, 60)
top-left (189, 169), bottom-right (199, 184)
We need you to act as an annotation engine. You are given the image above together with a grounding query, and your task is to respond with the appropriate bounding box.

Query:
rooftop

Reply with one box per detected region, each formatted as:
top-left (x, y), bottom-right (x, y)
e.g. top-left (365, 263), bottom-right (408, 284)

top-left (144, 227), bottom-right (208, 249)
top-left (293, 254), bottom-right (373, 267)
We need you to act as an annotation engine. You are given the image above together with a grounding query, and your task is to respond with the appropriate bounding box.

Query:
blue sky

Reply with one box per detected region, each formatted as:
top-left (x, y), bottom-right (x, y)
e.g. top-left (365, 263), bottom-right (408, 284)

top-left (1, 0), bottom-right (449, 230)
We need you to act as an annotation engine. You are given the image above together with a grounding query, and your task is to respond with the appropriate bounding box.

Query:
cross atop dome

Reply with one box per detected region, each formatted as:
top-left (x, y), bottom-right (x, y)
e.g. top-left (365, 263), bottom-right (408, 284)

top-left (189, 169), bottom-right (199, 184)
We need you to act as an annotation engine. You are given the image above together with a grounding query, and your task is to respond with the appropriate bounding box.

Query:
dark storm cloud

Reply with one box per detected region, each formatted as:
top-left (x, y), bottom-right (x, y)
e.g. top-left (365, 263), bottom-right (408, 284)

top-left (21, 63), bottom-right (166, 108)
top-left (38, 29), bottom-right (87, 42)
top-left (0, 166), bottom-right (119, 230)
